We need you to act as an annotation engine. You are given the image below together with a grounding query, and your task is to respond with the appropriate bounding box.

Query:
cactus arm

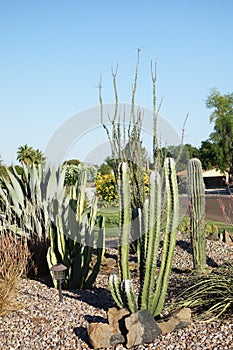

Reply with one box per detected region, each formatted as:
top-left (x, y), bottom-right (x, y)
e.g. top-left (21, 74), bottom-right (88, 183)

top-left (109, 274), bottom-right (124, 309)
top-left (83, 216), bottom-right (105, 289)
top-left (76, 170), bottom-right (87, 223)
top-left (46, 167), bottom-right (104, 290)
top-left (139, 171), bottom-right (162, 311)
top-left (121, 279), bottom-right (138, 313)
top-left (152, 157), bottom-right (179, 316)
top-left (108, 163), bottom-right (138, 312)
top-left (188, 158), bottom-right (206, 272)
top-left (137, 204), bottom-right (147, 292)
top-left (118, 163), bottom-right (131, 281)
top-left (80, 197), bottom-right (98, 283)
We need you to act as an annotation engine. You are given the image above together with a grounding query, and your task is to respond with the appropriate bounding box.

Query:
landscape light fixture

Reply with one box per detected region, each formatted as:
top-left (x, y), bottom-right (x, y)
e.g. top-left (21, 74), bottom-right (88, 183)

top-left (50, 263), bottom-right (67, 302)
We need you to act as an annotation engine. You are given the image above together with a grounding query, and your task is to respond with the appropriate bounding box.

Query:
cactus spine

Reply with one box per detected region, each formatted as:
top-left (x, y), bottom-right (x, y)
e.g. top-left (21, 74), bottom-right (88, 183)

top-left (109, 158), bottom-right (179, 317)
top-left (188, 158), bottom-right (206, 273)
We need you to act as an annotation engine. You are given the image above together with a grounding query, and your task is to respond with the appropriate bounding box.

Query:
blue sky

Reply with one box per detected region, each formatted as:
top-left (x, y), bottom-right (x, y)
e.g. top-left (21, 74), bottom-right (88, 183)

top-left (1, 0), bottom-right (233, 165)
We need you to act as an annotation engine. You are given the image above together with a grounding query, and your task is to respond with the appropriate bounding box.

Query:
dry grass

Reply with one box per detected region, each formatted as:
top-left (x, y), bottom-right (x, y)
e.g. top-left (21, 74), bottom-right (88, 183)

top-left (0, 231), bottom-right (31, 316)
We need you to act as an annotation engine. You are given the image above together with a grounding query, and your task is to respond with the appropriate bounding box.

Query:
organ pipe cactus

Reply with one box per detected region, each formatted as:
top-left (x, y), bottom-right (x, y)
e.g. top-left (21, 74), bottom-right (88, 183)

top-left (109, 158), bottom-right (179, 317)
top-left (109, 163), bottom-right (138, 312)
top-left (188, 158), bottom-right (206, 273)
top-left (47, 170), bottom-right (105, 290)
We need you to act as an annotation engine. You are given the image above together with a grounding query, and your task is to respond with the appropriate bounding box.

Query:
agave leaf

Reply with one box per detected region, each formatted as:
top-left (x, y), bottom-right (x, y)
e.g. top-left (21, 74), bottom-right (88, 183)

top-left (46, 166), bottom-right (62, 204)
top-left (11, 203), bottom-right (22, 218)
top-left (8, 224), bottom-right (30, 238)
top-left (29, 164), bottom-right (41, 201)
top-left (11, 165), bottom-right (25, 187)
top-left (6, 168), bottom-right (25, 207)
top-left (0, 187), bottom-right (8, 204)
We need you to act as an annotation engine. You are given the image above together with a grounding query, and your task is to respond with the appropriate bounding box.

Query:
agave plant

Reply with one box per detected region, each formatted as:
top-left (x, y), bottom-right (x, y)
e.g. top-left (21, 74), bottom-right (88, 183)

top-left (0, 164), bottom-right (67, 275)
top-left (47, 170), bottom-right (105, 289)
top-left (0, 164), bottom-right (67, 239)
top-left (0, 164), bottom-right (105, 288)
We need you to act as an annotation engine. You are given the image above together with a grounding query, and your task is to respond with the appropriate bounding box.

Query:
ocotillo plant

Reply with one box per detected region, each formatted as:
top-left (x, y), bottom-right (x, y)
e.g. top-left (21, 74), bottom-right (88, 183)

top-left (188, 158), bottom-right (206, 273)
top-left (47, 170), bottom-right (105, 290)
top-left (109, 158), bottom-right (179, 317)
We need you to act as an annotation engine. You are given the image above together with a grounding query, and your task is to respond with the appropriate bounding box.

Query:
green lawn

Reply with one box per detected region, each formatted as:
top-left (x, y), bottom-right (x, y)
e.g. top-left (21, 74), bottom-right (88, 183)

top-left (205, 219), bottom-right (233, 234)
top-left (97, 207), bottom-right (120, 238)
top-left (96, 208), bottom-right (233, 240)
top-left (178, 215), bottom-right (233, 235)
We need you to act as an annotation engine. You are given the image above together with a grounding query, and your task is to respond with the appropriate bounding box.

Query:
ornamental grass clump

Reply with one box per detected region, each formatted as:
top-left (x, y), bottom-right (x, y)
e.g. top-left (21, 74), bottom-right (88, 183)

top-left (174, 262), bottom-right (233, 321)
top-left (0, 230), bottom-right (30, 316)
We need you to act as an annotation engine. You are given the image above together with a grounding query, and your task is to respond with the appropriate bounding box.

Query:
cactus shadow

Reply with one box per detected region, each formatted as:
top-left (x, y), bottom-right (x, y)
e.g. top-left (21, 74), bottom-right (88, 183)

top-left (176, 240), bottom-right (218, 268)
top-left (73, 326), bottom-right (91, 346)
top-left (84, 314), bottom-right (107, 323)
top-left (63, 286), bottom-right (115, 311)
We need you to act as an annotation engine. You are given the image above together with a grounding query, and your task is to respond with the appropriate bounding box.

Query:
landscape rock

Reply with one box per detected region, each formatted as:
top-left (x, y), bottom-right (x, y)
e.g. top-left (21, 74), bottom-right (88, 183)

top-left (87, 322), bottom-right (124, 349)
top-left (108, 307), bottom-right (130, 332)
top-left (207, 232), bottom-right (219, 241)
top-left (124, 309), bottom-right (162, 348)
top-left (208, 230), bottom-right (233, 244)
top-left (158, 307), bottom-right (192, 334)
top-left (99, 256), bottom-right (117, 274)
top-left (222, 230), bottom-right (233, 245)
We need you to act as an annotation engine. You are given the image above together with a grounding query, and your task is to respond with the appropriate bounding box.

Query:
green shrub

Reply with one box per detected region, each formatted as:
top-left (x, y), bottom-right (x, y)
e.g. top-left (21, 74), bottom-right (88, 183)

top-left (205, 224), bottom-right (212, 236)
top-left (95, 173), bottom-right (118, 207)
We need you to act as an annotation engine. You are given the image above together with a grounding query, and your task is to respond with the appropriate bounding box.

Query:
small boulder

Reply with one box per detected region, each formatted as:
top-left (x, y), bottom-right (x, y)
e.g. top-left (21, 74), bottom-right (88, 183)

top-left (108, 307), bottom-right (130, 332)
top-left (124, 309), bottom-right (161, 348)
top-left (87, 322), bottom-right (124, 349)
top-left (207, 232), bottom-right (219, 241)
top-left (158, 307), bottom-right (191, 334)
top-left (222, 230), bottom-right (233, 245)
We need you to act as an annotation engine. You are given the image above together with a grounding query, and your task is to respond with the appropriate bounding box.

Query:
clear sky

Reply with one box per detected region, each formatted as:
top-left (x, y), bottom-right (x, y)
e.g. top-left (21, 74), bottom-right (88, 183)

top-left (1, 0), bottom-right (233, 165)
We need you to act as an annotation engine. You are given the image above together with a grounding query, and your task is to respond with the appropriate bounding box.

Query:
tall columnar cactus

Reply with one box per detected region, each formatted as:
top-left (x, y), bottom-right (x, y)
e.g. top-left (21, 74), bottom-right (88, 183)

top-left (47, 170), bottom-right (105, 290)
top-left (109, 163), bottom-right (138, 312)
top-left (109, 158), bottom-right (179, 317)
top-left (188, 158), bottom-right (206, 273)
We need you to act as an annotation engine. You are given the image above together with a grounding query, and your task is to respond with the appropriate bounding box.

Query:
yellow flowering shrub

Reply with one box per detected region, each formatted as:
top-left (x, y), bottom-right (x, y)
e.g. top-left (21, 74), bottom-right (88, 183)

top-left (95, 174), bottom-right (118, 207)
top-left (96, 171), bottom-right (150, 207)
top-left (143, 172), bottom-right (149, 193)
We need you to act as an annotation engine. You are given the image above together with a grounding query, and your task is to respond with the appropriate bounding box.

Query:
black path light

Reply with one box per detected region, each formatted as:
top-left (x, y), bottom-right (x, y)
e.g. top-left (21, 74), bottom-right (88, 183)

top-left (50, 263), bottom-right (67, 302)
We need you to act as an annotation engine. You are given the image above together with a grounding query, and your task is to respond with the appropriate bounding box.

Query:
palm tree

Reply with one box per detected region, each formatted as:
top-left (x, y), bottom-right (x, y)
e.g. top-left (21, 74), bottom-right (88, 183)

top-left (33, 148), bottom-right (46, 166)
top-left (17, 145), bottom-right (34, 166)
top-left (17, 145), bottom-right (46, 166)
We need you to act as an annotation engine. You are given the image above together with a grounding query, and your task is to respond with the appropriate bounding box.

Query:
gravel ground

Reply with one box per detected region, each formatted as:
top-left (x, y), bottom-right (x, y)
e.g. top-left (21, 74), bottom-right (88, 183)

top-left (0, 237), bottom-right (233, 350)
